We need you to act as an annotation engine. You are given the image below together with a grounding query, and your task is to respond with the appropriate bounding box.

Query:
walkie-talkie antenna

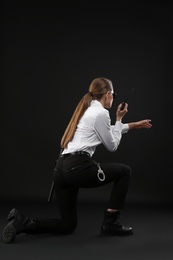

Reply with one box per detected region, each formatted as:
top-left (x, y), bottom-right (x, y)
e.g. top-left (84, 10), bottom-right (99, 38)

top-left (120, 88), bottom-right (135, 110)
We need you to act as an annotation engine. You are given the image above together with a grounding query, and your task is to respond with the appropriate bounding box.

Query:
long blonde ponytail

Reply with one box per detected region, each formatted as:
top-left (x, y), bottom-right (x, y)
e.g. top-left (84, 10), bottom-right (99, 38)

top-left (61, 93), bottom-right (92, 149)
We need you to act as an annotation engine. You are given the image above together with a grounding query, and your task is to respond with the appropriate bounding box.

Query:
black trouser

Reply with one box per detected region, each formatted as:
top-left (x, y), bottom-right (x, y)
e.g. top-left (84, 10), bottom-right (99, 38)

top-left (33, 154), bottom-right (132, 234)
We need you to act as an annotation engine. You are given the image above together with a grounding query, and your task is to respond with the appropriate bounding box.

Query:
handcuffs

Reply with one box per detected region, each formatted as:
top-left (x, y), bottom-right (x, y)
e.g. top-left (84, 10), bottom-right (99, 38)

top-left (93, 161), bottom-right (105, 182)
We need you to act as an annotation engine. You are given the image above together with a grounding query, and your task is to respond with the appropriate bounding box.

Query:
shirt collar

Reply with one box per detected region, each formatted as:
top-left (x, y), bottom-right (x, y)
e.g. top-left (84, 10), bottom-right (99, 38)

top-left (90, 100), bottom-right (103, 107)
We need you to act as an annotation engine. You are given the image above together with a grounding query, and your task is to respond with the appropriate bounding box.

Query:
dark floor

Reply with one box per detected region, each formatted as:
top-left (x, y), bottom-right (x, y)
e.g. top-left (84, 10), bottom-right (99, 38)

top-left (0, 199), bottom-right (173, 260)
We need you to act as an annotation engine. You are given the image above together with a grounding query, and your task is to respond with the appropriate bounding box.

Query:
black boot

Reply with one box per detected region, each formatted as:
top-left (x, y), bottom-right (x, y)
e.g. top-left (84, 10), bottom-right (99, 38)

top-left (2, 208), bottom-right (36, 244)
top-left (100, 210), bottom-right (133, 236)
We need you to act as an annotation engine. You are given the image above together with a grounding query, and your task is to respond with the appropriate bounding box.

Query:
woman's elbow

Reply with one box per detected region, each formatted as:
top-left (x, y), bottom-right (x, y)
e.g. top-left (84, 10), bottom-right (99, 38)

top-left (107, 144), bottom-right (119, 152)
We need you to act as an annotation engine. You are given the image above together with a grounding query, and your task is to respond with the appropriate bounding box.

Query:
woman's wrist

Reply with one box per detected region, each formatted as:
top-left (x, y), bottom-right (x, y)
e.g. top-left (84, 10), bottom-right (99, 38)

top-left (128, 122), bottom-right (137, 130)
top-left (116, 117), bottom-right (122, 122)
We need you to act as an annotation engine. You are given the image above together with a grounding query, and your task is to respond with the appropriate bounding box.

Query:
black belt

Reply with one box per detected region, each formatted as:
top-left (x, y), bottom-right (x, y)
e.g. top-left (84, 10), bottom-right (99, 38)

top-left (60, 151), bottom-right (91, 158)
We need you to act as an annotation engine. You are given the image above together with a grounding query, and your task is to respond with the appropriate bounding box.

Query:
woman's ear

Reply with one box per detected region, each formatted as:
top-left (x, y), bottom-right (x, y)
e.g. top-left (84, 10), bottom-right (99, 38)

top-left (105, 91), bottom-right (110, 99)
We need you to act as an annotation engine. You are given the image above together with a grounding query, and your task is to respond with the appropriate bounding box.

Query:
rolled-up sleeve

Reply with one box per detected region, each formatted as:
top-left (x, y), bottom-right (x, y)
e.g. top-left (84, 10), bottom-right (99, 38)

top-left (111, 123), bottom-right (129, 134)
top-left (94, 110), bottom-right (124, 152)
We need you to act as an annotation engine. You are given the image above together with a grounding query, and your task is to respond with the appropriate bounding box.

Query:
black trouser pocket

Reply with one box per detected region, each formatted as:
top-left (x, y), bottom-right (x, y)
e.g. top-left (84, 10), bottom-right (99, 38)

top-left (62, 154), bottom-right (93, 173)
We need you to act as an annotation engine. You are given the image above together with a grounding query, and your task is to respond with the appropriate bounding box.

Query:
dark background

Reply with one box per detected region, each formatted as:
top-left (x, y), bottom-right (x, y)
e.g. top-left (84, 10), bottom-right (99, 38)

top-left (1, 2), bottom-right (173, 205)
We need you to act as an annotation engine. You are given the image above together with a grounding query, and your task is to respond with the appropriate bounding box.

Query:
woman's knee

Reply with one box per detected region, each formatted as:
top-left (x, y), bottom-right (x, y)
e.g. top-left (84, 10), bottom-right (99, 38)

top-left (123, 165), bottom-right (132, 179)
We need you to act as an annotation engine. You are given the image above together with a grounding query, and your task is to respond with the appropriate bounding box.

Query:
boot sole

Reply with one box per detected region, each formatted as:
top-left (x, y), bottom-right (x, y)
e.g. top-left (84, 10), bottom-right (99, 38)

top-left (7, 208), bottom-right (19, 221)
top-left (100, 228), bottom-right (133, 236)
top-left (2, 208), bottom-right (19, 244)
top-left (2, 224), bottom-right (17, 243)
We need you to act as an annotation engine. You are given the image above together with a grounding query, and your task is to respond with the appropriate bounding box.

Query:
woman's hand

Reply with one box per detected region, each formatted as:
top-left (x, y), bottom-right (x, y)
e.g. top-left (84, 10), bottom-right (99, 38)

top-left (116, 103), bottom-right (128, 121)
top-left (128, 119), bottom-right (152, 130)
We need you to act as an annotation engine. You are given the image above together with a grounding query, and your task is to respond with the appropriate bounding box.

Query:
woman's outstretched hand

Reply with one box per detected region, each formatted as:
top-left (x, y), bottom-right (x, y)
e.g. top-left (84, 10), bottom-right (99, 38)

top-left (128, 119), bottom-right (152, 130)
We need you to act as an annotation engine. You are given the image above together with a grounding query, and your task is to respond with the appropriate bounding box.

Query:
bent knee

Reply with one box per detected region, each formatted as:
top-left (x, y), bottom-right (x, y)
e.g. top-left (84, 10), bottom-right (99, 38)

top-left (124, 165), bottom-right (132, 178)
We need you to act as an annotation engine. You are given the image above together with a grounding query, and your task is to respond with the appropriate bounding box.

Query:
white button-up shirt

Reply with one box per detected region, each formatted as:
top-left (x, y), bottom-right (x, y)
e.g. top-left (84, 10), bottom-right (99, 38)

top-left (62, 100), bottom-right (129, 157)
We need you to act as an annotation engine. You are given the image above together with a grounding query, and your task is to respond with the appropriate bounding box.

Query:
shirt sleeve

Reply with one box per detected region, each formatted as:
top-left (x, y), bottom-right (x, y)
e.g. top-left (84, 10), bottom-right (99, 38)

top-left (111, 123), bottom-right (129, 134)
top-left (94, 110), bottom-right (124, 152)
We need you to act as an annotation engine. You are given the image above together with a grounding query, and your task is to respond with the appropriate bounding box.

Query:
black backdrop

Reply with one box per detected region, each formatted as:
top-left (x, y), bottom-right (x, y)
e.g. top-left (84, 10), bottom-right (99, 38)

top-left (1, 2), bottom-right (173, 205)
